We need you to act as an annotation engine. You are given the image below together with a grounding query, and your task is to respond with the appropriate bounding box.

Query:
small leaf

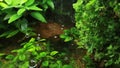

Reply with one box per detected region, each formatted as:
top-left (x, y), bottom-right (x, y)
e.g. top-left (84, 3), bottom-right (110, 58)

top-left (64, 37), bottom-right (72, 42)
top-left (17, 8), bottom-right (26, 15)
top-left (47, 0), bottom-right (54, 10)
top-left (5, 55), bottom-right (14, 60)
top-left (60, 34), bottom-right (66, 38)
top-left (50, 51), bottom-right (58, 56)
top-left (42, 61), bottom-right (49, 67)
top-left (6, 30), bottom-right (19, 38)
top-left (26, 5), bottom-right (42, 11)
top-left (30, 12), bottom-right (46, 23)
top-left (39, 52), bottom-right (47, 58)
top-left (25, 0), bottom-right (34, 6)
top-left (8, 14), bottom-right (22, 23)
top-left (19, 55), bottom-right (26, 61)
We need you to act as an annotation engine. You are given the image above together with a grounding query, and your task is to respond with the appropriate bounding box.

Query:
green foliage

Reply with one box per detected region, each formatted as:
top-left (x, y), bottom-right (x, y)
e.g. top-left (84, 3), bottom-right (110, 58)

top-left (60, 27), bottom-right (79, 42)
top-left (73, 0), bottom-right (120, 67)
top-left (0, 0), bottom-right (54, 38)
top-left (0, 38), bottom-right (74, 68)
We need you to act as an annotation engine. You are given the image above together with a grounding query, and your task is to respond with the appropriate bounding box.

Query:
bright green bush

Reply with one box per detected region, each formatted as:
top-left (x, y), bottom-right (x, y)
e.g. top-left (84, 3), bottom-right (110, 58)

top-left (73, 0), bottom-right (120, 67)
top-left (0, 38), bottom-right (74, 68)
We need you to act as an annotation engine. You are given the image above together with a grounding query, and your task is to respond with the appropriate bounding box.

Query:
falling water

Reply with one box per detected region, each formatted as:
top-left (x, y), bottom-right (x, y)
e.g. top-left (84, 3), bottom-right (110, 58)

top-left (49, 0), bottom-right (77, 26)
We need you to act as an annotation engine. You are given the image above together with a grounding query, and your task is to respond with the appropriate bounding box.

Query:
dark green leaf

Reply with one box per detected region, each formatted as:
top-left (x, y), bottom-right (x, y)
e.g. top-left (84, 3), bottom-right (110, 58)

top-left (20, 19), bottom-right (28, 32)
top-left (30, 12), bottom-right (46, 23)
top-left (0, 31), bottom-right (12, 38)
top-left (6, 30), bottom-right (19, 38)
top-left (47, 0), bottom-right (54, 10)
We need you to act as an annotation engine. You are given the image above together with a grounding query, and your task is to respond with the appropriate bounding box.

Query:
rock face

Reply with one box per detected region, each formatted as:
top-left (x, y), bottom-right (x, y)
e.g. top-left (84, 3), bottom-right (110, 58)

top-left (35, 22), bottom-right (66, 40)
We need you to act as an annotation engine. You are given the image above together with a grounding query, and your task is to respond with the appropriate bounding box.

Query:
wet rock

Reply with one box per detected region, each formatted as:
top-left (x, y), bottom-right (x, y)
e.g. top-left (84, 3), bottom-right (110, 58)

top-left (35, 22), bottom-right (67, 41)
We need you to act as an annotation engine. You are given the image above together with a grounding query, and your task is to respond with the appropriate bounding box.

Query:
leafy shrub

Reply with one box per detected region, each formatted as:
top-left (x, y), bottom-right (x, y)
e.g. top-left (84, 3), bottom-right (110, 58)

top-left (0, 38), bottom-right (74, 68)
top-left (73, 0), bottom-right (120, 67)
top-left (0, 0), bottom-right (54, 38)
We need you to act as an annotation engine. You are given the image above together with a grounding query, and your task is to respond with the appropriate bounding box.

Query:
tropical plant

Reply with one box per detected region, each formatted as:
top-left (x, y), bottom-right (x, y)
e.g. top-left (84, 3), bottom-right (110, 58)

top-left (73, 0), bottom-right (120, 67)
top-left (0, 0), bottom-right (54, 38)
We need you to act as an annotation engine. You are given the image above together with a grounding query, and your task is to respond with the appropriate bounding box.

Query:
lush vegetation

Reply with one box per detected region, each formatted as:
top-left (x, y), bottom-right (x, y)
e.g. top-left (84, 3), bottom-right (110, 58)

top-left (0, 0), bottom-right (74, 68)
top-left (0, 0), bottom-right (54, 38)
top-left (73, 0), bottom-right (120, 67)
top-left (0, 0), bottom-right (120, 68)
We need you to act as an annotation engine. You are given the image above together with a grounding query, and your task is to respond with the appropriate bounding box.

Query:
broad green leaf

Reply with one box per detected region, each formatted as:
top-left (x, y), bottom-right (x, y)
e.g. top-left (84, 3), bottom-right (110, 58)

top-left (17, 8), bottom-right (26, 15)
top-left (42, 61), bottom-right (49, 67)
top-left (50, 51), bottom-right (58, 56)
top-left (20, 0), bottom-right (28, 5)
top-left (19, 55), bottom-right (26, 61)
top-left (0, 2), bottom-right (8, 8)
top-left (25, 0), bottom-right (34, 6)
top-left (4, 0), bottom-right (12, 5)
top-left (39, 52), bottom-right (47, 58)
top-left (6, 30), bottom-right (19, 38)
top-left (47, 0), bottom-right (54, 10)
top-left (8, 14), bottom-right (22, 23)
top-left (26, 5), bottom-right (42, 11)
top-left (30, 12), bottom-right (46, 23)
